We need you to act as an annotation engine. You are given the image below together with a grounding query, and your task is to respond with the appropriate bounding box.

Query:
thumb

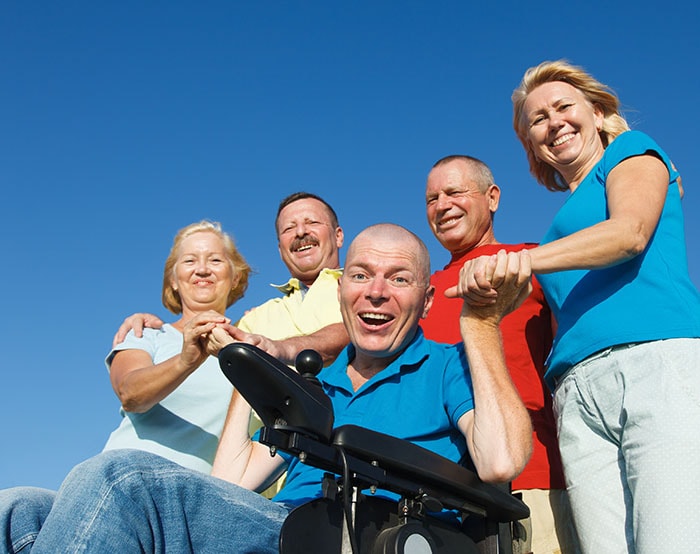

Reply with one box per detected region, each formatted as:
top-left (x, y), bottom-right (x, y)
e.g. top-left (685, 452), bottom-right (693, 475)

top-left (444, 285), bottom-right (459, 299)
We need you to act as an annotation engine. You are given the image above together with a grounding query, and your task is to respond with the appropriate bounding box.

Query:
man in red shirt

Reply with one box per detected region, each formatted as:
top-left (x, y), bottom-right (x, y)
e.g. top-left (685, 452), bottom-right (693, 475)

top-left (422, 155), bottom-right (579, 554)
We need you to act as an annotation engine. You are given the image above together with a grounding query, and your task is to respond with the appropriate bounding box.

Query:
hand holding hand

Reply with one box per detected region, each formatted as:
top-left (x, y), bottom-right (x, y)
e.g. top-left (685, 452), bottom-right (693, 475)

top-left (179, 312), bottom-right (229, 371)
top-left (448, 249), bottom-right (533, 325)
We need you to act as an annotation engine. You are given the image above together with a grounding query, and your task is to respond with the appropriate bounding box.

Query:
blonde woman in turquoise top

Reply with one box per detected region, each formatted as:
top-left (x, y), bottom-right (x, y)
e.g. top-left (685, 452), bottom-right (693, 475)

top-left (103, 220), bottom-right (250, 473)
top-left (509, 60), bottom-right (700, 554)
top-left (464, 60), bottom-right (700, 553)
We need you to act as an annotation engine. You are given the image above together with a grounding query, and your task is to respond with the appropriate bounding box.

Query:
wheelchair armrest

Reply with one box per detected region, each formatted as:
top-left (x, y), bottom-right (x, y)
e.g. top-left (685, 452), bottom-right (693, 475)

top-left (332, 424), bottom-right (529, 522)
top-left (218, 343), bottom-right (334, 442)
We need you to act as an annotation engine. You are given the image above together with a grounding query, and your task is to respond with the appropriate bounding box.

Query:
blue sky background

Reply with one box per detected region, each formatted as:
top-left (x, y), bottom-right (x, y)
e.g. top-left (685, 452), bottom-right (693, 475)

top-left (2, 2), bottom-right (698, 490)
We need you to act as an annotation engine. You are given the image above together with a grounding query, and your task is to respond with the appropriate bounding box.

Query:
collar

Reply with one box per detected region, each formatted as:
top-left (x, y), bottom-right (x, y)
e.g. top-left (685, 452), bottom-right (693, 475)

top-left (321, 328), bottom-right (430, 393)
top-left (271, 267), bottom-right (343, 295)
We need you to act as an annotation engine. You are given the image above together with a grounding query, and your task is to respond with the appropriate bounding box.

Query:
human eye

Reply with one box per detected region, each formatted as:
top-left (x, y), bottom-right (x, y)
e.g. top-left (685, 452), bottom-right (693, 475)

top-left (390, 274), bottom-right (412, 287)
top-left (426, 195), bottom-right (437, 205)
top-left (349, 272), bottom-right (369, 282)
top-left (529, 114), bottom-right (546, 127)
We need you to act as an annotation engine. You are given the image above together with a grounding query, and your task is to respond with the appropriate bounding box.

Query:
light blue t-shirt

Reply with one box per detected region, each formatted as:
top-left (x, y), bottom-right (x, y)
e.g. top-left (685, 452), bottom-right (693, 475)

top-left (102, 324), bottom-right (233, 473)
top-left (538, 131), bottom-right (700, 387)
top-left (273, 329), bottom-right (473, 507)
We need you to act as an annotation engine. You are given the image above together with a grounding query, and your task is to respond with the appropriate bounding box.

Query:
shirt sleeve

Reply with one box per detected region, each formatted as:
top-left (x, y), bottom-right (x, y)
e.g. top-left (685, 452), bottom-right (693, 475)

top-left (105, 328), bottom-right (159, 372)
top-left (603, 131), bottom-right (680, 184)
top-left (441, 344), bottom-right (475, 427)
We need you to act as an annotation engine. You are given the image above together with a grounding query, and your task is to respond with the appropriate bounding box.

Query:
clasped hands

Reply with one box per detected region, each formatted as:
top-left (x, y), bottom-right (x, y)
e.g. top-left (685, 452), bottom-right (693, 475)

top-left (179, 312), bottom-right (286, 369)
top-left (444, 249), bottom-right (533, 323)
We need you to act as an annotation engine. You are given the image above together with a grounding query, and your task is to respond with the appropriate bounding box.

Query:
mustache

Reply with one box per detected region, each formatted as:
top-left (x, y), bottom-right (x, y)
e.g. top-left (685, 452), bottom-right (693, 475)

top-left (290, 234), bottom-right (319, 251)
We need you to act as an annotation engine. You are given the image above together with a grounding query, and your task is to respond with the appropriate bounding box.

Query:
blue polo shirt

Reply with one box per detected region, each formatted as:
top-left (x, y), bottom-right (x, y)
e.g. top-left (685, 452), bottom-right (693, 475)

top-left (273, 329), bottom-right (474, 507)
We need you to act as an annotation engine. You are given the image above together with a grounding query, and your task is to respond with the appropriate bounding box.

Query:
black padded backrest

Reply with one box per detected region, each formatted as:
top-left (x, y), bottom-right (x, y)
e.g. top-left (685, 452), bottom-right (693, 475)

top-left (218, 343), bottom-right (334, 442)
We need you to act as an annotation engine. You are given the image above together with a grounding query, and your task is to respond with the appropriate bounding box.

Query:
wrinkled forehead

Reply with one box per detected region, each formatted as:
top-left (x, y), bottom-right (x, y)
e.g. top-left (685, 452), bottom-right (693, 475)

top-left (346, 233), bottom-right (429, 282)
top-left (276, 198), bottom-right (335, 230)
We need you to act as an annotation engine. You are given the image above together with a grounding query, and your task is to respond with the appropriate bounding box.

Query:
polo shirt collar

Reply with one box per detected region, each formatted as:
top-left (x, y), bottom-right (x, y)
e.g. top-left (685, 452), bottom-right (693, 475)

top-left (271, 267), bottom-right (343, 296)
top-left (321, 328), bottom-right (429, 394)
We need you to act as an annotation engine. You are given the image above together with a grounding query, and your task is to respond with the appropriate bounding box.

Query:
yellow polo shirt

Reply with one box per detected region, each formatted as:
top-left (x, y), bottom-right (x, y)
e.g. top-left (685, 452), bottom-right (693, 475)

top-left (236, 268), bottom-right (343, 338)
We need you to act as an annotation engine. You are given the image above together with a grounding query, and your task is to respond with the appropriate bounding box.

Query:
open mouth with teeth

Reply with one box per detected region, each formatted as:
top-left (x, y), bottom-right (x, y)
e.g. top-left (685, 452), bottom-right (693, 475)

top-left (359, 312), bottom-right (394, 327)
top-left (551, 133), bottom-right (575, 147)
top-left (291, 237), bottom-right (319, 253)
top-left (437, 214), bottom-right (461, 229)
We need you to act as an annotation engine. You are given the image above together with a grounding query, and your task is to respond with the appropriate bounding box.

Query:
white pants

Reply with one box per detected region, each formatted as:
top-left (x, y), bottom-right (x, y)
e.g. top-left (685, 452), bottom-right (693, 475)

top-left (554, 338), bottom-right (700, 554)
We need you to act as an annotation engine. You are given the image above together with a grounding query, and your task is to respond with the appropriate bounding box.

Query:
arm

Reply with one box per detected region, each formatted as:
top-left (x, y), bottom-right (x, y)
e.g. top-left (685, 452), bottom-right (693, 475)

top-left (529, 155), bottom-right (669, 274)
top-left (210, 322), bottom-right (349, 366)
top-left (451, 250), bottom-right (534, 483)
top-left (110, 312), bottom-right (227, 412)
top-left (112, 312), bottom-right (165, 347)
top-left (209, 328), bottom-right (287, 489)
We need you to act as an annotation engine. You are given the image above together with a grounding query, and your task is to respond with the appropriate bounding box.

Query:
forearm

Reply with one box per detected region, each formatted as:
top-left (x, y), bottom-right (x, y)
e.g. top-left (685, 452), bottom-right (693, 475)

top-left (211, 390), bottom-right (284, 490)
top-left (112, 355), bottom-right (195, 413)
top-left (529, 218), bottom-right (651, 275)
top-left (531, 156), bottom-right (667, 274)
top-left (461, 318), bottom-right (532, 483)
top-left (276, 323), bottom-right (349, 366)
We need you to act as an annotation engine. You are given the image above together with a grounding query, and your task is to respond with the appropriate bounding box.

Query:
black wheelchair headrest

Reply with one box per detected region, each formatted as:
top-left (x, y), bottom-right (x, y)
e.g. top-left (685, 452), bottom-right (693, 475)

top-left (218, 343), bottom-right (334, 442)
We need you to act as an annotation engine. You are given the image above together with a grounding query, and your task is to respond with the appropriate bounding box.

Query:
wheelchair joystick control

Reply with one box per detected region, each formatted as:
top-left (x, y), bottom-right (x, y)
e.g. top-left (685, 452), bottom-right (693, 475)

top-left (295, 349), bottom-right (325, 392)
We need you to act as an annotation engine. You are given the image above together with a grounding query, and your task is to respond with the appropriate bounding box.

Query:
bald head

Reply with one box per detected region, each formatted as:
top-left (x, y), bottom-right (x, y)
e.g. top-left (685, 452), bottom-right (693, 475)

top-left (347, 224), bottom-right (431, 285)
top-left (340, 223), bottom-right (434, 364)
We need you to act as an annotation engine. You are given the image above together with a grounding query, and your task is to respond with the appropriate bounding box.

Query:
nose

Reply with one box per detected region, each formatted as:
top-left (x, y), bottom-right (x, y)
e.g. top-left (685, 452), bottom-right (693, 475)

top-left (435, 192), bottom-right (451, 211)
top-left (366, 276), bottom-right (389, 301)
top-left (294, 221), bottom-right (308, 237)
top-left (194, 259), bottom-right (211, 274)
top-left (548, 110), bottom-right (565, 130)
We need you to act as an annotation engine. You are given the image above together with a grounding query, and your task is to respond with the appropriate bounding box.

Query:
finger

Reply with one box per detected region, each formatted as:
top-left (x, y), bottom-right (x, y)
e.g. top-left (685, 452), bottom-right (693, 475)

top-left (468, 254), bottom-right (498, 290)
top-left (458, 263), bottom-right (498, 303)
top-left (145, 316), bottom-right (165, 328)
top-left (444, 284), bottom-right (458, 299)
top-left (488, 250), bottom-right (509, 289)
top-left (132, 316), bottom-right (145, 338)
top-left (517, 249), bottom-right (532, 287)
top-left (112, 324), bottom-right (129, 347)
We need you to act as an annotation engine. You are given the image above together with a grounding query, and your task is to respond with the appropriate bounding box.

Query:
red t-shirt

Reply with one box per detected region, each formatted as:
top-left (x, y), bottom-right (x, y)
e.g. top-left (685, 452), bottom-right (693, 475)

top-left (420, 243), bottom-right (565, 490)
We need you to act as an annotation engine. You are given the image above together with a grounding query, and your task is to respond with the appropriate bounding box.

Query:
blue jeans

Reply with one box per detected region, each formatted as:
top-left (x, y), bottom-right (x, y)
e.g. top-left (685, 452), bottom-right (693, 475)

top-left (554, 338), bottom-right (700, 554)
top-left (0, 450), bottom-right (292, 553)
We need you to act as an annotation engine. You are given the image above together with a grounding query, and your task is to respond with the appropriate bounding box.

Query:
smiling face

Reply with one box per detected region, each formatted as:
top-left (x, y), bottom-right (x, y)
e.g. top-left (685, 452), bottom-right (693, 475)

top-left (522, 81), bottom-right (605, 186)
top-left (277, 198), bottom-right (343, 286)
top-left (339, 225), bottom-right (434, 367)
top-left (426, 159), bottom-right (500, 255)
top-left (171, 231), bottom-right (238, 316)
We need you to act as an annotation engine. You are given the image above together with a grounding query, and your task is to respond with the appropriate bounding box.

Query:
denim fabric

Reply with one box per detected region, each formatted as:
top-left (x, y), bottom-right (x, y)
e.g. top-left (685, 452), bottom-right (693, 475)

top-left (554, 338), bottom-right (700, 554)
top-left (1, 450), bottom-right (291, 554)
top-left (0, 488), bottom-right (55, 553)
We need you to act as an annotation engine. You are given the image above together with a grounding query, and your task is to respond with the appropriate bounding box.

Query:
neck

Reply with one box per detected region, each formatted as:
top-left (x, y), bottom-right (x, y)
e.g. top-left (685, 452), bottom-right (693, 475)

top-left (559, 145), bottom-right (605, 192)
top-left (298, 265), bottom-right (340, 288)
top-left (347, 351), bottom-right (397, 391)
top-left (450, 236), bottom-right (500, 259)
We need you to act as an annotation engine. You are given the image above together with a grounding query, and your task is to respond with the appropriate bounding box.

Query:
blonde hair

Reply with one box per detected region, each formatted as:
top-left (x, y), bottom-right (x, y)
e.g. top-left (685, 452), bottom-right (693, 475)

top-left (512, 60), bottom-right (630, 191)
top-left (162, 220), bottom-right (250, 314)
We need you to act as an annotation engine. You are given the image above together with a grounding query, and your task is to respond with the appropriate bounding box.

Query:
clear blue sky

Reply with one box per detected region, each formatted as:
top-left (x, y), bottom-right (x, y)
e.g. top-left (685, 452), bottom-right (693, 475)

top-left (2, 2), bottom-right (698, 490)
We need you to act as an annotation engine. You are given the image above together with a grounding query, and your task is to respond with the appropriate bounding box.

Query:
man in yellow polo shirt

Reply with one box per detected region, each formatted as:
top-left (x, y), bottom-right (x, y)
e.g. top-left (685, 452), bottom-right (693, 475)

top-left (227, 191), bottom-right (347, 365)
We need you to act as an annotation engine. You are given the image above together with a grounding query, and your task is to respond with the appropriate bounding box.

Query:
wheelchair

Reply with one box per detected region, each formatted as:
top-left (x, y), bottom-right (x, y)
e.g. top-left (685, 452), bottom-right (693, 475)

top-left (218, 343), bottom-right (529, 554)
